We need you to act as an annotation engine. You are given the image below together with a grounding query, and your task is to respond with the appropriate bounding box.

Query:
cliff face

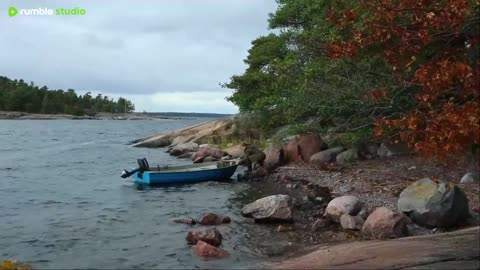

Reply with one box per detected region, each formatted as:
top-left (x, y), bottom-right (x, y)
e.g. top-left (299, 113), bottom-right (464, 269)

top-left (132, 117), bottom-right (237, 149)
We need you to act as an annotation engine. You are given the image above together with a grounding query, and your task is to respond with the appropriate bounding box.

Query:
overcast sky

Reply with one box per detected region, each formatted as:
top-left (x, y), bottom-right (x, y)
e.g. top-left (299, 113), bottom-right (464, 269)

top-left (0, 0), bottom-right (277, 113)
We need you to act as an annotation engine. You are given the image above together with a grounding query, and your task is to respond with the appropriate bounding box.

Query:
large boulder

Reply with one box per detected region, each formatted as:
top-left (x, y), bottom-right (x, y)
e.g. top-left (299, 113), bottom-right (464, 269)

top-left (192, 146), bottom-right (228, 161)
top-left (325, 196), bottom-right (362, 223)
top-left (285, 134), bottom-right (327, 163)
top-left (193, 240), bottom-right (230, 258)
top-left (336, 149), bottom-right (360, 163)
top-left (362, 207), bottom-right (409, 239)
top-left (241, 195), bottom-right (293, 222)
top-left (310, 147), bottom-right (345, 163)
top-left (264, 144), bottom-right (286, 170)
top-left (170, 142), bottom-right (199, 156)
top-left (377, 142), bottom-right (410, 157)
top-left (397, 178), bottom-right (470, 228)
top-left (186, 227), bottom-right (222, 247)
top-left (340, 214), bottom-right (364, 230)
top-left (225, 144), bottom-right (244, 159)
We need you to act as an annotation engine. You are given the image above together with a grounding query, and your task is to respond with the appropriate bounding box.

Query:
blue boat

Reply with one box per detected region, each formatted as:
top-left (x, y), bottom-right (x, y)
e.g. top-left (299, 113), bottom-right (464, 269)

top-left (122, 160), bottom-right (238, 185)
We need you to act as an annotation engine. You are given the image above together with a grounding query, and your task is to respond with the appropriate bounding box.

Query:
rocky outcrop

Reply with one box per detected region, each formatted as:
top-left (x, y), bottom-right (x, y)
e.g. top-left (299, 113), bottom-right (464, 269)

top-left (225, 144), bottom-right (244, 158)
top-left (273, 227), bottom-right (480, 269)
top-left (133, 117), bottom-right (235, 148)
top-left (169, 142), bottom-right (199, 156)
top-left (325, 196), bottom-right (362, 223)
top-left (186, 227), bottom-right (223, 247)
top-left (397, 178), bottom-right (470, 228)
top-left (192, 146), bottom-right (228, 161)
top-left (340, 214), bottom-right (364, 230)
top-left (362, 207), bottom-right (409, 239)
top-left (336, 149), bottom-right (360, 163)
top-left (198, 213), bottom-right (231, 225)
top-left (284, 134), bottom-right (327, 163)
top-left (241, 195), bottom-right (293, 222)
top-left (309, 147), bottom-right (345, 163)
top-left (193, 240), bottom-right (230, 258)
top-left (264, 144), bottom-right (286, 170)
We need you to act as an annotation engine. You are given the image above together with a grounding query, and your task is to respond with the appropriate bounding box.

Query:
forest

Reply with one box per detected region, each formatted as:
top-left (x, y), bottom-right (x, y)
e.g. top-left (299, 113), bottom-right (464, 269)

top-left (0, 76), bottom-right (135, 115)
top-left (225, 0), bottom-right (479, 159)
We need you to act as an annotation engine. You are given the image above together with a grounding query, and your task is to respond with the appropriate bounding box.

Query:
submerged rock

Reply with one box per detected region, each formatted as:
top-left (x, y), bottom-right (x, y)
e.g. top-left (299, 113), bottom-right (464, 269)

top-left (193, 240), bottom-right (230, 258)
top-left (362, 207), bottom-right (409, 239)
top-left (397, 178), bottom-right (470, 228)
top-left (173, 217), bottom-right (196, 225)
top-left (186, 227), bottom-right (222, 247)
top-left (198, 213), bottom-right (231, 225)
top-left (325, 196), bottom-right (362, 223)
top-left (241, 195), bottom-right (293, 222)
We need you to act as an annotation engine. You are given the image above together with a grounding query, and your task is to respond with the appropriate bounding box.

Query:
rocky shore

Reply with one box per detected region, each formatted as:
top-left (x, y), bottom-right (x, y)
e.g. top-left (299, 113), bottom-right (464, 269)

top-left (0, 111), bottom-right (183, 120)
top-left (132, 117), bottom-right (480, 266)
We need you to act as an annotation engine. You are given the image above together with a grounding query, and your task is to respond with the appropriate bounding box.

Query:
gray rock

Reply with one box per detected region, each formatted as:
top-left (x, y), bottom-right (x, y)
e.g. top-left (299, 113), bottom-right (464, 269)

top-left (336, 149), bottom-right (360, 164)
top-left (461, 173), bottom-right (478, 184)
top-left (325, 196), bottom-right (362, 223)
top-left (204, 156), bottom-right (219, 162)
top-left (397, 178), bottom-right (470, 228)
top-left (340, 214), bottom-right (364, 230)
top-left (241, 195), bottom-right (293, 222)
top-left (377, 142), bottom-right (410, 157)
top-left (170, 142), bottom-right (199, 156)
top-left (310, 147), bottom-right (345, 163)
top-left (339, 184), bottom-right (353, 193)
top-left (177, 152), bottom-right (193, 159)
top-left (357, 208), bottom-right (369, 220)
top-left (362, 207), bottom-right (409, 239)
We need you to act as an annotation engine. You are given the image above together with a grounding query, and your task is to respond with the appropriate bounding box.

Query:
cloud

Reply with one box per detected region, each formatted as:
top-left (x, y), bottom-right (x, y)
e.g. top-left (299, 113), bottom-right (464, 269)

top-left (0, 0), bottom-right (277, 113)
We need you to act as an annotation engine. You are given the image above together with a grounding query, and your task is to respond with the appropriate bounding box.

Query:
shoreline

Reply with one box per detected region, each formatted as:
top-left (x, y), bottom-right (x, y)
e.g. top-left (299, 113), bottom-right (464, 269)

top-left (0, 111), bottom-right (192, 120)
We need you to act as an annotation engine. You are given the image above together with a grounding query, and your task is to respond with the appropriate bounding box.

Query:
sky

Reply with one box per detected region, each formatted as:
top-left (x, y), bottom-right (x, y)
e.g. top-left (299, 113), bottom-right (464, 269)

top-left (0, 0), bottom-right (277, 113)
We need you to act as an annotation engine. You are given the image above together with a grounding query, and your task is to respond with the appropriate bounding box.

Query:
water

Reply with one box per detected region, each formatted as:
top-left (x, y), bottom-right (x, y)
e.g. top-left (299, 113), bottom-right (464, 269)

top-left (0, 119), bottom-right (298, 269)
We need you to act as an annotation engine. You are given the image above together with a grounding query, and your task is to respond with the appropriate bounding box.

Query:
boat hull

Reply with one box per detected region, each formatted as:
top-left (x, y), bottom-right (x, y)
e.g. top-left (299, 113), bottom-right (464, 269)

top-left (133, 163), bottom-right (238, 185)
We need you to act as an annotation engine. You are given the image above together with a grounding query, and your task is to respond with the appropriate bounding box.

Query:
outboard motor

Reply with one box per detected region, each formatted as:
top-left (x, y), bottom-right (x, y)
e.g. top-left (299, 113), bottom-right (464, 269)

top-left (121, 158), bottom-right (149, 178)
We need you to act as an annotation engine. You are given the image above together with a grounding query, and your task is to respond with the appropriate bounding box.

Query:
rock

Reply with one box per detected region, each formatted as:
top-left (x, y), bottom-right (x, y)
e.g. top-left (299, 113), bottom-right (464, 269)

top-left (186, 227), bottom-right (222, 247)
top-left (204, 156), bottom-right (219, 162)
top-left (311, 218), bottom-right (330, 231)
top-left (177, 152), bottom-right (193, 159)
top-left (241, 195), bottom-right (293, 222)
top-left (362, 207), bottom-right (409, 239)
top-left (336, 149), bottom-right (360, 163)
top-left (193, 240), bottom-right (230, 258)
top-left (225, 144), bottom-right (244, 159)
top-left (221, 155), bottom-right (233, 161)
top-left (173, 217), bottom-right (196, 225)
top-left (408, 166), bottom-right (417, 171)
top-left (193, 156), bottom-right (205, 163)
top-left (192, 146), bottom-right (228, 161)
top-left (397, 178), bottom-right (470, 228)
top-left (377, 142), bottom-right (410, 157)
top-left (199, 144), bottom-right (218, 149)
top-left (254, 166), bottom-right (269, 177)
top-left (461, 173), bottom-right (478, 184)
top-left (264, 144), bottom-right (286, 170)
top-left (135, 137), bottom-right (171, 148)
top-left (357, 208), bottom-right (369, 220)
top-left (198, 213), bottom-right (231, 225)
top-left (277, 224), bottom-right (294, 232)
top-left (340, 214), bottom-right (364, 230)
top-left (310, 147), bottom-right (345, 163)
top-left (339, 184), bottom-right (353, 193)
top-left (285, 134), bottom-right (325, 163)
top-left (363, 143), bottom-right (379, 159)
top-left (170, 142), bottom-right (199, 156)
top-left (325, 196), bottom-right (362, 223)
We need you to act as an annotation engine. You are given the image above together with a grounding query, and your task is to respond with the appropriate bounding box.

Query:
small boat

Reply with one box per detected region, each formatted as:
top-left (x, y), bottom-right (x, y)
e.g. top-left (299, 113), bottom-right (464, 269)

top-left (121, 158), bottom-right (238, 185)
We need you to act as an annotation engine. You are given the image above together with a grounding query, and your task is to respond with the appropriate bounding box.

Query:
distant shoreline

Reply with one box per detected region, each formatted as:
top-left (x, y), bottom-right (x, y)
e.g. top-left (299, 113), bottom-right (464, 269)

top-left (0, 111), bottom-right (232, 120)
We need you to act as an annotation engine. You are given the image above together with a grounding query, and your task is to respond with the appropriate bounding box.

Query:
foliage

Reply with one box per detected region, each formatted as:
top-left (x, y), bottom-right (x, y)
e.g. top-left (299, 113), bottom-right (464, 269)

top-left (0, 260), bottom-right (31, 270)
top-left (326, 0), bottom-right (479, 159)
top-left (0, 76), bottom-right (135, 115)
top-left (225, 0), bottom-right (479, 159)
